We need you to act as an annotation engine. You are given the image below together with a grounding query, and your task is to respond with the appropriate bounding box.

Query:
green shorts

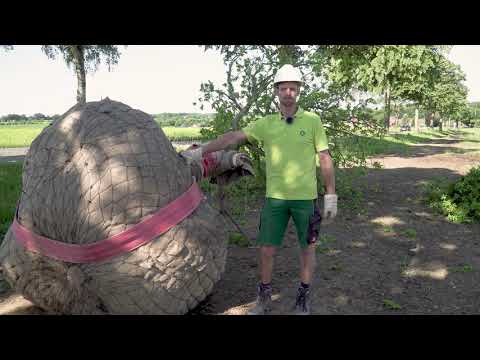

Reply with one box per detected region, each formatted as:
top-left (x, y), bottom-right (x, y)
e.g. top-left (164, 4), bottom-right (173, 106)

top-left (257, 197), bottom-right (319, 249)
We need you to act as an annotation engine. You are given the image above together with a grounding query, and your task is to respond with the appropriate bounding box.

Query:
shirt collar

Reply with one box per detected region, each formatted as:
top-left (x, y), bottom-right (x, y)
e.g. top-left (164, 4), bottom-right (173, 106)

top-left (279, 107), bottom-right (304, 120)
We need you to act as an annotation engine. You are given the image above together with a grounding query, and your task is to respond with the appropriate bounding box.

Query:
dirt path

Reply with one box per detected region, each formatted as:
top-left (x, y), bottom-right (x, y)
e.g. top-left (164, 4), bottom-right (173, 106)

top-left (0, 147), bottom-right (28, 163)
top-left (1, 135), bottom-right (479, 315)
top-left (194, 136), bottom-right (480, 315)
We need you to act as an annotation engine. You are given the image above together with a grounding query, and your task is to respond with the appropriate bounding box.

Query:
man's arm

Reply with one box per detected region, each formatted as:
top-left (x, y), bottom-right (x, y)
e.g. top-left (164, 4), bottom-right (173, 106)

top-left (318, 149), bottom-right (337, 223)
top-left (318, 149), bottom-right (335, 194)
top-left (180, 130), bottom-right (248, 163)
top-left (202, 130), bottom-right (248, 155)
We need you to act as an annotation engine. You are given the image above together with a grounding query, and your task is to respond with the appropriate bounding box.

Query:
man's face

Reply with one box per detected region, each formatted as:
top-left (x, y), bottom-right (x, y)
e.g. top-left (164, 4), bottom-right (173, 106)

top-left (275, 81), bottom-right (300, 107)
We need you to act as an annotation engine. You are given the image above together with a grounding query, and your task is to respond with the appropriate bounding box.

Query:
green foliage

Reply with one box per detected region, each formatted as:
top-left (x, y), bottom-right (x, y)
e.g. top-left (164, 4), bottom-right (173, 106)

top-left (401, 228), bottom-right (417, 239)
top-left (446, 166), bottom-right (480, 221)
top-left (383, 226), bottom-right (394, 233)
top-left (331, 168), bottom-right (365, 211)
top-left (197, 45), bottom-right (386, 203)
top-left (228, 232), bottom-right (250, 247)
top-left (450, 264), bottom-right (474, 273)
top-left (153, 113), bottom-right (213, 128)
top-left (318, 45), bottom-right (443, 130)
top-left (424, 166), bottom-right (480, 223)
top-left (161, 127), bottom-right (204, 141)
top-left (316, 234), bottom-right (336, 254)
top-left (383, 299), bottom-right (402, 310)
top-left (41, 45), bottom-right (123, 73)
top-left (199, 174), bottom-right (265, 222)
top-left (0, 163), bottom-right (23, 241)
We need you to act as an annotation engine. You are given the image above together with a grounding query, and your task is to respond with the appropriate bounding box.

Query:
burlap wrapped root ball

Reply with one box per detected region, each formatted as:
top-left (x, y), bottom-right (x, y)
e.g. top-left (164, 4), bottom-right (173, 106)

top-left (0, 98), bottom-right (231, 314)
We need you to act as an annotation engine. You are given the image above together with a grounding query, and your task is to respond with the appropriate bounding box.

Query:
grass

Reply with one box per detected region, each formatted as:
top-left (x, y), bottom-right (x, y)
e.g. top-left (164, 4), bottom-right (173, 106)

top-left (228, 232), bottom-right (250, 247)
top-left (0, 122), bottom-right (50, 148)
top-left (339, 128), bottom-right (480, 159)
top-left (0, 163), bottom-right (23, 240)
top-left (316, 234), bottom-right (336, 254)
top-left (0, 123), bottom-right (205, 148)
top-left (401, 228), bottom-right (417, 239)
top-left (383, 299), bottom-right (402, 310)
top-left (383, 226), bottom-right (394, 234)
top-left (161, 127), bottom-right (204, 142)
top-left (450, 264), bottom-right (474, 273)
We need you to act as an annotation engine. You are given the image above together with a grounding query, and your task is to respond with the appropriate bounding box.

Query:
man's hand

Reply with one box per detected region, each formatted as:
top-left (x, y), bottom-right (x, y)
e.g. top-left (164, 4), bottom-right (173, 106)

top-left (322, 194), bottom-right (337, 224)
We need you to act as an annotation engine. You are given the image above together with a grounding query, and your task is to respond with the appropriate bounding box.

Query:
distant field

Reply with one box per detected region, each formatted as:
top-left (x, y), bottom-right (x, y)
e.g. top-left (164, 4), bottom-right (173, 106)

top-left (0, 122), bottom-right (50, 148)
top-left (0, 123), bottom-right (206, 148)
top-left (161, 127), bottom-right (204, 141)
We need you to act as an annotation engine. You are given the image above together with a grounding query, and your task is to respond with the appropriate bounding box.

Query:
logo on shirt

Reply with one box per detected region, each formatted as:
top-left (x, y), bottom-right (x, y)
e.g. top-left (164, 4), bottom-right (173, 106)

top-left (299, 130), bottom-right (306, 137)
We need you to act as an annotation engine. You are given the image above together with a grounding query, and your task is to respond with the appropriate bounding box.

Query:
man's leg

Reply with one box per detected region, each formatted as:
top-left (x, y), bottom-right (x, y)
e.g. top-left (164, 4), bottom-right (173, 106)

top-left (299, 243), bottom-right (316, 284)
top-left (248, 198), bottom-right (289, 315)
top-left (260, 245), bottom-right (276, 284)
top-left (290, 199), bottom-right (317, 314)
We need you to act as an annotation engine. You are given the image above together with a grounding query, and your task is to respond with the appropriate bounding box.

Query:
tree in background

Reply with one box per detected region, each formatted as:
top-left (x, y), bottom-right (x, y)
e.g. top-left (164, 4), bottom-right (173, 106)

top-left (41, 45), bottom-right (124, 104)
top-left (419, 55), bottom-right (468, 130)
top-left (318, 45), bottom-right (447, 132)
top-left (197, 45), bottom-right (384, 172)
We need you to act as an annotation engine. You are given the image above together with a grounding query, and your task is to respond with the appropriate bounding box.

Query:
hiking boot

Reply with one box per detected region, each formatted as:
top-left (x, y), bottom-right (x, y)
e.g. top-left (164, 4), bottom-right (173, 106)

top-left (247, 284), bottom-right (272, 315)
top-left (291, 287), bottom-right (311, 315)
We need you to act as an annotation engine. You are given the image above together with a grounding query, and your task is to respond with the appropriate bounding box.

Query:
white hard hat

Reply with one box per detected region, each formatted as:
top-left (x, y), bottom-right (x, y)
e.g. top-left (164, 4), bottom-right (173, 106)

top-left (274, 64), bottom-right (303, 85)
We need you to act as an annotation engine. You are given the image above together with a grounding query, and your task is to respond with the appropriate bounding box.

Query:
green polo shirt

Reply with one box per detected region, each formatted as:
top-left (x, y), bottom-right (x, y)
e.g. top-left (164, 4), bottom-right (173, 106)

top-left (242, 108), bottom-right (329, 200)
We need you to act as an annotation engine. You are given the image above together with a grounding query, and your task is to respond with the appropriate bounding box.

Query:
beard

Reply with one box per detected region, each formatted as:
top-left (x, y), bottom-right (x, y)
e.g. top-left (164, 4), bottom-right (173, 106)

top-left (280, 97), bottom-right (296, 107)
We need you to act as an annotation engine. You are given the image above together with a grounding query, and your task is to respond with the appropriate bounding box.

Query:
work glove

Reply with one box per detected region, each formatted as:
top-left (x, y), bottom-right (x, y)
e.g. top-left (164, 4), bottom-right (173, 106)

top-left (322, 194), bottom-right (337, 224)
top-left (210, 150), bottom-right (255, 184)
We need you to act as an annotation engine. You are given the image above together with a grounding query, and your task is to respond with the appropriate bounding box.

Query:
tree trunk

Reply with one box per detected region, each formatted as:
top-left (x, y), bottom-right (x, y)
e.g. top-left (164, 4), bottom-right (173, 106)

top-left (383, 84), bottom-right (391, 132)
top-left (415, 108), bottom-right (419, 132)
top-left (70, 46), bottom-right (86, 104)
top-left (456, 119), bottom-right (459, 128)
top-left (425, 111), bottom-right (432, 127)
top-left (439, 118), bottom-right (443, 132)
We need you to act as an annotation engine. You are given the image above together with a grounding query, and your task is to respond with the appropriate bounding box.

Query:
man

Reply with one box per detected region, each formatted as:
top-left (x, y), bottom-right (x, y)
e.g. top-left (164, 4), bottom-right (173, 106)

top-left (181, 64), bottom-right (337, 315)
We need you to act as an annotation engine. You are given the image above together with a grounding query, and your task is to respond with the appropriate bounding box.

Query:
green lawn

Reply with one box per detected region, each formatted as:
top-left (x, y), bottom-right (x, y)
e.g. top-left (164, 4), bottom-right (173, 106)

top-left (0, 122), bottom-right (50, 148)
top-left (351, 128), bottom-right (480, 157)
top-left (0, 123), bottom-right (205, 148)
top-left (161, 126), bottom-right (204, 141)
top-left (0, 163), bottom-right (22, 239)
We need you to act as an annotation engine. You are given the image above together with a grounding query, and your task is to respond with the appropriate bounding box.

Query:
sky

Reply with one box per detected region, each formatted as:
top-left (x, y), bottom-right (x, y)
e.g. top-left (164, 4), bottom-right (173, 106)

top-left (1, 45), bottom-right (479, 117)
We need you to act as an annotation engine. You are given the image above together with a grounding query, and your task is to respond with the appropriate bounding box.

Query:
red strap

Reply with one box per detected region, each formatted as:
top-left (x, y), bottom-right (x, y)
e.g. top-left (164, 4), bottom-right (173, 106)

top-left (201, 152), bottom-right (219, 178)
top-left (12, 181), bottom-right (205, 263)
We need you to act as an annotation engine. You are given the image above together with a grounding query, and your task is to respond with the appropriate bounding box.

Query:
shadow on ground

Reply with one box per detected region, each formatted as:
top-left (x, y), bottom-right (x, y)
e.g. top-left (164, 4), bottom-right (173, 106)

top-left (194, 166), bottom-right (480, 315)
